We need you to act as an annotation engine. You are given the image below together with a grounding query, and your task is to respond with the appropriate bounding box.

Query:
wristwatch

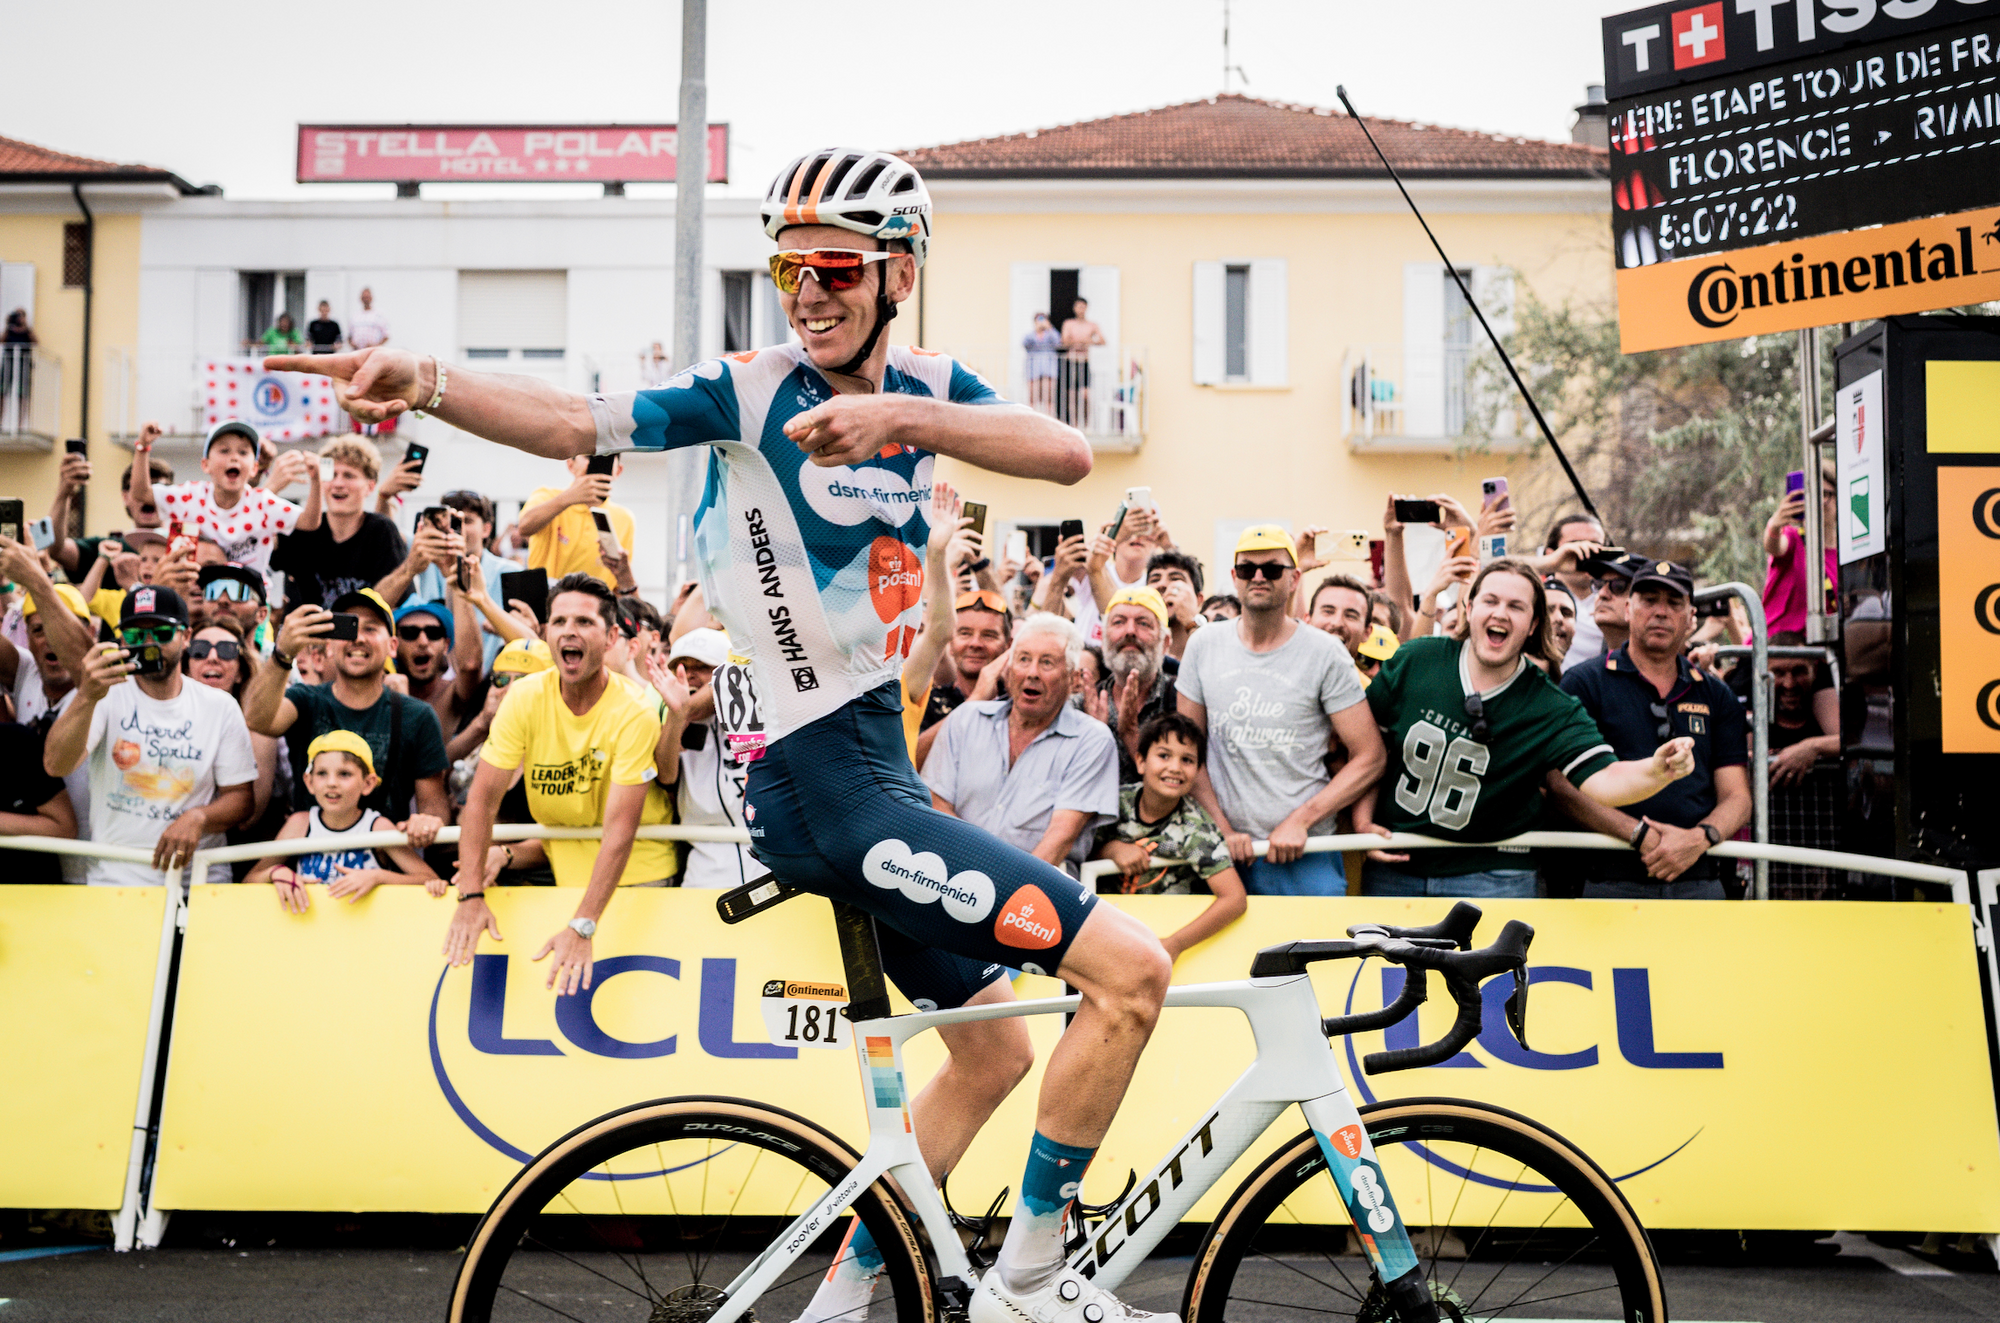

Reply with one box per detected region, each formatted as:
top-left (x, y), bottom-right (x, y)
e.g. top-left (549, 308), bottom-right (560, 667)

top-left (1698, 823), bottom-right (1722, 847)
top-left (569, 916), bottom-right (598, 939)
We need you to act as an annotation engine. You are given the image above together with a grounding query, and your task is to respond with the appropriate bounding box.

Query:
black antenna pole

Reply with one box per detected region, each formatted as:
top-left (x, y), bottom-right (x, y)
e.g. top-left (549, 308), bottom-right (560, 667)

top-left (1335, 85), bottom-right (1603, 527)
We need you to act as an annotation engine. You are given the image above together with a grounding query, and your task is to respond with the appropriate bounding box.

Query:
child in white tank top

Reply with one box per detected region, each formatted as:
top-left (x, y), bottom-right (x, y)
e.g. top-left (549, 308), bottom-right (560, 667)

top-left (246, 731), bottom-right (440, 911)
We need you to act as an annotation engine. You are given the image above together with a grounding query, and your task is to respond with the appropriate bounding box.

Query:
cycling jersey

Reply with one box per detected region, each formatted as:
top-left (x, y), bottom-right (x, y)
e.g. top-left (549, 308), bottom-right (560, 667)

top-left (591, 345), bottom-right (1000, 743)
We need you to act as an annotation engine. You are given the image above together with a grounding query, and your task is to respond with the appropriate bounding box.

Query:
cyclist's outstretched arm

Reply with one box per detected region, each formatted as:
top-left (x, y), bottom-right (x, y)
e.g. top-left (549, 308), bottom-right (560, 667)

top-left (785, 394), bottom-right (1091, 485)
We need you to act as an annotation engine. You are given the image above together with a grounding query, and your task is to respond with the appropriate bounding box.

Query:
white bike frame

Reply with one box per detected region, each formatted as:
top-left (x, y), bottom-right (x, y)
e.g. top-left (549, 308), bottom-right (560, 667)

top-left (712, 971), bottom-right (1426, 1323)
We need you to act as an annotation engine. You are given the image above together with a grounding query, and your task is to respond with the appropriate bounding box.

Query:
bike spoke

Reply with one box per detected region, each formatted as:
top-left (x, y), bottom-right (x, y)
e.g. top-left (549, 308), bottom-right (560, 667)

top-left (1267, 1195), bottom-right (1370, 1303)
top-left (1228, 1293), bottom-right (1372, 1316)
top-left (1487, 1277), bottom-right (1628, 1311)
top-left (1481, 1231), bottom-right (1606, 1318)
top-left (1247, 1244), bottom-right (1369, 1305)
top-left (496, 1278), bottom-right (591, 1323)
top-left (518, 1234), bottom-right (654, 1306)
top-left (1458, 1193), bottom-right (1583, 1316)
top-left (546, 1188), bottom-right (657, 1304)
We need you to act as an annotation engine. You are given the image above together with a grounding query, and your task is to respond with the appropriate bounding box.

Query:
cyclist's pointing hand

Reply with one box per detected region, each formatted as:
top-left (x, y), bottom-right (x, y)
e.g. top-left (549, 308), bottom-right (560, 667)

top-left (444, 893), bottom-right (502, 966)
top-left (784, 395), bottom-right (904, 467)
top-left (535, 927), bottom-right (594, 995)
top-left (264, 346), bottom-right (426, 424)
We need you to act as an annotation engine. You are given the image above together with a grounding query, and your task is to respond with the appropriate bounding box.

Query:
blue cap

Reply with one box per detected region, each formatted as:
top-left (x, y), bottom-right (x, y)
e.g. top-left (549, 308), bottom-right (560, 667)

top-left (393, 600), bottom-right (455, 640)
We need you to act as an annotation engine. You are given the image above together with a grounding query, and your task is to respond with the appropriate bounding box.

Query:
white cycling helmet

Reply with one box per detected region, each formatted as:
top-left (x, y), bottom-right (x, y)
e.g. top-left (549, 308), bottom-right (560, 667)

top-left (761, 148), bottom-right (932, 269)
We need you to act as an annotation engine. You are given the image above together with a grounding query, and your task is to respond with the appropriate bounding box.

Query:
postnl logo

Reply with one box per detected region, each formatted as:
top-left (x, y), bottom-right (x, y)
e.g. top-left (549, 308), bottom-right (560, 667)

top-left (868, 536), bottom-right (923, 624)
top-left (995, 885), bottom-right (1061, 951)
top-left (1329, 1124), bottom-right (1365, 1160)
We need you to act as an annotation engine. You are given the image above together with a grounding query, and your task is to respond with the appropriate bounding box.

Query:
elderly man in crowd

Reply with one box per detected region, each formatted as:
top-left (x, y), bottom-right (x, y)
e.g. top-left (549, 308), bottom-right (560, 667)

top-left (924, 612), bottom-right (1119, 875)
top-left (1178, 525), bottom-right (1384, 896)
top-left (914, 588), bottom-right (1012, 767)
top-left (1557, 560), bottom-right (1751, 899)
top-left (1098, 585), bottom-right (1178, 784)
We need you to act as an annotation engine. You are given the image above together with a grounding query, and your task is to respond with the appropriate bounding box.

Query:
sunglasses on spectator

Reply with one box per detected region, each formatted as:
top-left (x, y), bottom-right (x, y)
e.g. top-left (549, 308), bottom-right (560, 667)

top-left (398, 624), bottom-right (447, 642)
top-left (187, 638), bottom-right (242, 661)
top-left (955, 589), bottom-right (1009, 615)
top-left (1463, 690), bottom-right (1491, 743)
top-left (119, 625), bottom-right (178, 647)
top-left (204, 579), bottom-right (257, 602)
top-left (1596, 578), bottom-right (1633, 597)
top-left (768, 248), bottom-right (897, 294)
top-left (1649, 700), bottom-right (1673, 742)
top-left (1233, 562), bottom-right (1290, 582)
top-left (491, 672), bottom-right (517, 688)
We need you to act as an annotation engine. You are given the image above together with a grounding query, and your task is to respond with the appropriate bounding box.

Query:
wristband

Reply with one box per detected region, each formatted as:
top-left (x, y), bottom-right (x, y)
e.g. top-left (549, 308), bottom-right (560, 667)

top-left (502, 846), bottom-right (515, 868)
top-left (966, 557), bottom-right (991, 573)
top-left (1629, 821), bottom-right (1651, 850)
top-left (458, 890), bottom-right (486, 903)
top-left (422, 357), bottom-right (448, 413)
top-left (270, 648), bottom-right (292, 671)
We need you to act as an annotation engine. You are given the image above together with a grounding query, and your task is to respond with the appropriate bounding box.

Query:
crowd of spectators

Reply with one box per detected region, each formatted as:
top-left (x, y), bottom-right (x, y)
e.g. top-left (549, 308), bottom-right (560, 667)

top-left (0, 412), bottom-right (1863, 959)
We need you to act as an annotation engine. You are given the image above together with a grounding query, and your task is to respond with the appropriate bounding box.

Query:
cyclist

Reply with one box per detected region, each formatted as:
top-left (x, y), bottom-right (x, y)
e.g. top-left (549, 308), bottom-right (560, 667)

top-left (269, 147), bottom-right (1174, 1323)
top-left (1354, 557), bottom-right (1697, 897)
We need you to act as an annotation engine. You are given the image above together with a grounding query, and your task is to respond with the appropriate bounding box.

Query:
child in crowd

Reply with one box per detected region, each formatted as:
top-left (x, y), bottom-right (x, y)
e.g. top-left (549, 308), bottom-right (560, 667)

top-left (1093, 713), bottom-right (1247, 963)
top-left (132, 419), bottom-right (320, 580)
top-left (249, 731), bottom-right (440, 912)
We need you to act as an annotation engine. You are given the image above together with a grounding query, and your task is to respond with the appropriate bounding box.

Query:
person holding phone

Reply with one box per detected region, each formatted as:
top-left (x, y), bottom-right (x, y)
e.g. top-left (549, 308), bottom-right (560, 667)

top-left (402, 489), bottom-right (522, 670)
top-left (1761, 463), bottom-right (1838, 634)
top-left (272, 438), bottom-right (411, 611)
top-left (42, 586), bottom-right (258, 886)
top-left (518, 454), bottom-right (637, 593)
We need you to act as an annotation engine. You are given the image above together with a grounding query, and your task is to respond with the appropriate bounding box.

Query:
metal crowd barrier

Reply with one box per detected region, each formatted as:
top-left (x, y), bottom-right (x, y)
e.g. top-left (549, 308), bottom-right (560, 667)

top-left (0, 824), bottom-right (1986, 1252)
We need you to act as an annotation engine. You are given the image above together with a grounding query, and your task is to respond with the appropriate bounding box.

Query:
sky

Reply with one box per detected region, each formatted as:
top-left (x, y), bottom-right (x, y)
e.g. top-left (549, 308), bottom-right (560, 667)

top-left (9, 0), bottom-right (1621, 200)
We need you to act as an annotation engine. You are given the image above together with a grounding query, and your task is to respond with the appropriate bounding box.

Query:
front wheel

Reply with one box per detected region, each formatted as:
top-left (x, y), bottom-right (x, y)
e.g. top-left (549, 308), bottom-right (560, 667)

top-left (448, 1096), bottom-right (934, 1323)
top-left (1183, 1097), bottom-right (1667, 1323)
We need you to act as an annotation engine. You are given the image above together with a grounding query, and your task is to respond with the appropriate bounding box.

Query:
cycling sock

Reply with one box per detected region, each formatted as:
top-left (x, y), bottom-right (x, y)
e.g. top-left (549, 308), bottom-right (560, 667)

top-left (793, 1218), bottom-right (884, 1323)
top-left (995, 1131), bottom-right (1096, 1294)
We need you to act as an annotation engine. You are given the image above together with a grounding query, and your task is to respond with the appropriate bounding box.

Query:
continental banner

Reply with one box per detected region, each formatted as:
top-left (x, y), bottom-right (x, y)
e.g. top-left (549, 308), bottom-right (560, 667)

top-left (1617, 204), bottom-right (2000, 352)
top-left (151, 887), bottom-right (2000, 1230)
top-left (0, 885), bottom-right (168, 1210)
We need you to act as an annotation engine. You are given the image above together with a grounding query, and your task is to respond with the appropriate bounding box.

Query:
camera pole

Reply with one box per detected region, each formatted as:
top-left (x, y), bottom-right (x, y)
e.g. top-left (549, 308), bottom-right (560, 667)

top-left (1335, 86), bottom-right (1603, 527)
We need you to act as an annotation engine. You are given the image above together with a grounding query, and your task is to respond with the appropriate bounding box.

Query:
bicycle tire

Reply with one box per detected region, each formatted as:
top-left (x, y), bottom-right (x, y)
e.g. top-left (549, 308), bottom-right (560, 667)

top-left (448, 1095), bottom-right (934, 1323)
top-left (1183, 1097), bottom-right (1667, 1323)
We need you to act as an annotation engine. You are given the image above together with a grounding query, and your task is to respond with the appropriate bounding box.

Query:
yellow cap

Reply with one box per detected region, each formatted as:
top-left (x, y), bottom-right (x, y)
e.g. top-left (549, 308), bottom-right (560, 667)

top-left (22, 583), bottom-right (91, 622)
top-left (492, 638), bottom-right (555, 675)
top-left (305, 729), bottom-right (376, 777)
top-left (1359, 623), bottom-right (1400, 662)
top-left (1232, 524), bottom-right (1298, 566)
top-left (1104, 584), bottom-right (1169, 628)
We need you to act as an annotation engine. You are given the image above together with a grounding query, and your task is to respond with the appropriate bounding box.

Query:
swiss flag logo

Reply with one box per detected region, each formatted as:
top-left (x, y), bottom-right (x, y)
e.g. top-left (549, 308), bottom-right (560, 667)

top-left (1671, 3), bottom-right (1725, 69)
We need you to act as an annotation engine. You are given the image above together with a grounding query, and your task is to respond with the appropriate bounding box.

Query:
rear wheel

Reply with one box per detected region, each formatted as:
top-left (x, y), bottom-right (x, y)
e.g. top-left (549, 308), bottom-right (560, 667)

top-left (449, 1096), bottom-right (933, 1323)
top-left (1183, 1098), bottom-right (1667, 1323)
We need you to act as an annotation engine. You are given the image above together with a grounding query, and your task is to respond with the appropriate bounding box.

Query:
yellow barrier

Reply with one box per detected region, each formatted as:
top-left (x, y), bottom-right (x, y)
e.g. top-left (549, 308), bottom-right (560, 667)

top-left (148, 884), bottom-right (2000, 1230)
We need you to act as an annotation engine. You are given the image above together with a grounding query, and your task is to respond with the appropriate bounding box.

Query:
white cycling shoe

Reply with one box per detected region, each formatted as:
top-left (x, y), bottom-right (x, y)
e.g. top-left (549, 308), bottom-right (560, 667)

top-left (969, 1266), bottom-right (1179, 1323)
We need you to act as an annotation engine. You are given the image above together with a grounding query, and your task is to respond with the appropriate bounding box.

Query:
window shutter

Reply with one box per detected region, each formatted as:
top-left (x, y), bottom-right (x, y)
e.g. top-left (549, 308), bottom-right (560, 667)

top-left (1402, 263), bottom-right (1446, 437)
top-left (1247, 259), bottom-right (1288, 387)
top-left (1192, 261), bottom-right (1224, 385)
top-left (457, 271), bottom-right (568, 352)
top-left (1470, 266), bottom-right (1516, 337)
top-left (0, 264), bottom-right (35, 333)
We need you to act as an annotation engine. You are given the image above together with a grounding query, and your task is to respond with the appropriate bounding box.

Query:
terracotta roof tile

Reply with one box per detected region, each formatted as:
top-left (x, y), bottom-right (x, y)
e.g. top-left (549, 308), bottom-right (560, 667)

top-left (902, 93), bottom-right (1606, 180)
top-left (0, 132), bottom-right (180, 181)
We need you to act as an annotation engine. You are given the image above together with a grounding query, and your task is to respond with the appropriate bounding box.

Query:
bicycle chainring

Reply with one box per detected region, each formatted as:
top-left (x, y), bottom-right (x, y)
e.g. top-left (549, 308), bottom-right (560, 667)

top-left (650, 1283), bottom-right (749, 1323)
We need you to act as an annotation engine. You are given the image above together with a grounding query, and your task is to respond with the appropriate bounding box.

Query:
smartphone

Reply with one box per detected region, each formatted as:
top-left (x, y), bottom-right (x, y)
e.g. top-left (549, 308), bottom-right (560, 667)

top-left (585, 454), bottom-right (617, 477)
top-left (1785, 470), bottom-right (1806, 498)
top-left (1368, 538), bottom-right (1386, 585)
top-left (1393, 498), bottom-right (1441, 525)
top-left (962, 502), bottom-right (987, 537)
top-left (1694, 595), bottom-right (1732, 619)
top-left (1444, 527), bottom-right (1473, 560)
top-left (418, 505), bottom-right (450, 532)
top-left (130, 639), bottom-right (169, 678)
top-left (1, 499), bottom-right (25, 544)
top-left (1481, 476), bottom-right (1510, 509)
top-left (324, 612), bottom-right (360, 642)
top-left (1478, 532), bottom-right (1509, 562)
top-left (1124, 485), bottom-right (1153, 513)
top-left (500, 568), bottom-right (550, 623)
top-left (591, 508), bottom-right (621, 560)
top-left (167, 519), bottom-right (196, 558)
top-left (1577, 546), bottom-right (1630, 577)
top-left (1059, 518), bottom-right (1085, 542)
top-left (27, 516), bottom-right (54, 551)
top-left (1107, 500), bottom-right (1130, 540)
top-left (402, 442), bottom-right (430, 475)
top-left (64, 438), bottom-right (87, 456)
top-left (1340, 529), bottom-right (1369, 559)
top-left (1005, 528), bottom-right (1029, 567)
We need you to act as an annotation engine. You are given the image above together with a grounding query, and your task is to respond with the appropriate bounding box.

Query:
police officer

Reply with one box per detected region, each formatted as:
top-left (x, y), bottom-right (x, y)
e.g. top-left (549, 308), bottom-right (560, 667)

top-left (1557, 560), bottom-right (1752, 899)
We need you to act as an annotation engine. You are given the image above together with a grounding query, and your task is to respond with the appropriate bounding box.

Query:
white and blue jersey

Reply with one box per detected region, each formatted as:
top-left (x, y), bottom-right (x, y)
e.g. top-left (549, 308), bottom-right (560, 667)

top-left (590, 344), bottom-right (1001, 744)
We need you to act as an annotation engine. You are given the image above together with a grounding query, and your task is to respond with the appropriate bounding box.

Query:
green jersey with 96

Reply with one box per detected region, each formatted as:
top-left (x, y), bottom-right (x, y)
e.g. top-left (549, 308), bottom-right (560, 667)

top-left (1366, 636), bottom-right (1615, 876)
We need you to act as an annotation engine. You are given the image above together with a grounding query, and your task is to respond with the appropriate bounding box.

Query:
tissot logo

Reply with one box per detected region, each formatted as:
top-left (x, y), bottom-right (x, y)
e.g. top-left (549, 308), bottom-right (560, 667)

top-left (1671, 3), bottom-right (1725, 70)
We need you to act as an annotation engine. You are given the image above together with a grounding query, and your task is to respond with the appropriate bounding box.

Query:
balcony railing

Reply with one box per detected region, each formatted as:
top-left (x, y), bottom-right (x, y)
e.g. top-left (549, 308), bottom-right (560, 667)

top-left (1339, 343), bottom-right (1520, 451)
top-left (949, 344), bottom-right (1147, 451)
top-left (0, 345), bottom-right (61, 445)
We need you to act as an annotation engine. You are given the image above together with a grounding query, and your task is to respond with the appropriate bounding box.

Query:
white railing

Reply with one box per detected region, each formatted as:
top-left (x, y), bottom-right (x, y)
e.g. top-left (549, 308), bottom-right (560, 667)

top-left (0, 343), bottom-right (62, 441)
top-left (106, 347), bottom-right (207, 440)
top-left (950, 343), bottom-right (1147, 450)
top-left (0, 823), bottom-right (1981, 1253)
top-left (1339, 343), bottom-right (1520, 450)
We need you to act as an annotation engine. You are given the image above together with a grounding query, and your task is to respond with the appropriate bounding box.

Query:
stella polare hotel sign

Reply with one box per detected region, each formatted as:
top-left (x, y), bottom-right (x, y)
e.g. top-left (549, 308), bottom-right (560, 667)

top-left (297, 124), bottom-right (729, 184)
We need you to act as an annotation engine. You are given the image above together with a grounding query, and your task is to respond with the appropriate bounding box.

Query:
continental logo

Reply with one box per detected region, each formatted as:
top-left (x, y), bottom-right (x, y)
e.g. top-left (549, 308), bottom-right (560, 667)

top-left (1618, 204), bottom-right (2000, 352)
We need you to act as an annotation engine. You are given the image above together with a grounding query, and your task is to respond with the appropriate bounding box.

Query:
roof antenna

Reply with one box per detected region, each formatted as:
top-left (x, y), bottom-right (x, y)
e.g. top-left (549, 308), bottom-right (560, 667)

top-left (1222, 0), bottom-right (1249, 93)
top-left (1334, 84), bottom-right (1604, 527)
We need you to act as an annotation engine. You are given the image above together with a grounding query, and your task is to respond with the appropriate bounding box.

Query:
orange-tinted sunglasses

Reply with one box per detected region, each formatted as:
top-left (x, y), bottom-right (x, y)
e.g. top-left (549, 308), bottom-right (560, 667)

top-left (768, 248), bottom-right (897, 295)
top-left (954, 590), bottom-right (1009, 615)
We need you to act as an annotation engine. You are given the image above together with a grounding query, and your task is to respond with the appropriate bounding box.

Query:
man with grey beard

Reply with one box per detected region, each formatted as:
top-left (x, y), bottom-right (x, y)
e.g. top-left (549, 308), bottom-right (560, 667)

top-left (1098, 585), bottom-right (1179, 785)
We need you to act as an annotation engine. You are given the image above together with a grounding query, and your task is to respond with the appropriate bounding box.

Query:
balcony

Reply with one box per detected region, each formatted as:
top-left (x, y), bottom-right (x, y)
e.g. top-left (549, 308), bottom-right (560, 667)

top-left (949, 345), bottom-right (1147, 453)
top-left (1339, 344), bottom-right (1526, 454)
top-left (0, 345), bottom-right (62, 449)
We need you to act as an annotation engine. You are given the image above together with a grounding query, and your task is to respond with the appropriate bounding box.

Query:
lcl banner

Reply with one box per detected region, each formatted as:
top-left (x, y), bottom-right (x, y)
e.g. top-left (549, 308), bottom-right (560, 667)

top-left (146, 886), bottom-right (2000, 1230)
top-left (296, 125), bottom-right (730, 184)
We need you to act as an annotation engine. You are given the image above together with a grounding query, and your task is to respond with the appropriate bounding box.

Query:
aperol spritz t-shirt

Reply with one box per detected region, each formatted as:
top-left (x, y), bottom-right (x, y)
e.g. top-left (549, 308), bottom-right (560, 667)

top-left (82, 678), bottom-right (257, 886)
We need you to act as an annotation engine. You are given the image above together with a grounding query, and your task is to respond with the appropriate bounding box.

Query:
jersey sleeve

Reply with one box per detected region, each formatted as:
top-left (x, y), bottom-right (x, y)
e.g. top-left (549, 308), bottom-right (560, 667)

top-left (1319, 644), bottom-right (1368, 716)
top-left (480, 683), bottom-right (530, 771)
top-left (591, 358), bottom-right (741, 453)
top-left (1545, 690), bottom-right (1618, 786)
top-left (608, 698), bottom-right (663, 786)
top-left (947, 359), bottom-right (1004, 406)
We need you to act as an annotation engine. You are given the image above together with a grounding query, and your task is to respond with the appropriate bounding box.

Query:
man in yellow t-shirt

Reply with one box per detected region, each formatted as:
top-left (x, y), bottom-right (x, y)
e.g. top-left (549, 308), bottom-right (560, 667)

top-left (444, 574), bottom-right (675, 995)
top-left (520, 455), bottom-right (637, 590)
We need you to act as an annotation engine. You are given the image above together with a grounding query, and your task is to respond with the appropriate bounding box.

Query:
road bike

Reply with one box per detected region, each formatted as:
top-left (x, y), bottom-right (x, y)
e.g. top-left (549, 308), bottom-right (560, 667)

top-left (448, 893), bottom-right (1666, 1323)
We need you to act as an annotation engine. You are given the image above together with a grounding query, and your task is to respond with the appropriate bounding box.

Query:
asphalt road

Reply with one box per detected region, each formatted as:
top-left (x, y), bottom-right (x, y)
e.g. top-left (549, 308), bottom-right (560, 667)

top-left (2, 1234), bottom-right (1997, 1322)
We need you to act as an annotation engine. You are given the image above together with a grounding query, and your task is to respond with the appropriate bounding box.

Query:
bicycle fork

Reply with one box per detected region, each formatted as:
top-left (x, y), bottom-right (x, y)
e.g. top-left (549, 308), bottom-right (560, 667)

top-left (1299, 1091), bottom-right (1438, 1323)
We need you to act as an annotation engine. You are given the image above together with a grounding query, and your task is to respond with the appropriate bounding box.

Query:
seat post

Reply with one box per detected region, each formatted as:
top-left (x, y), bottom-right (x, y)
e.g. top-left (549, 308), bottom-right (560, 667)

top-left (832, 901), bottom-right (892, 1021)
